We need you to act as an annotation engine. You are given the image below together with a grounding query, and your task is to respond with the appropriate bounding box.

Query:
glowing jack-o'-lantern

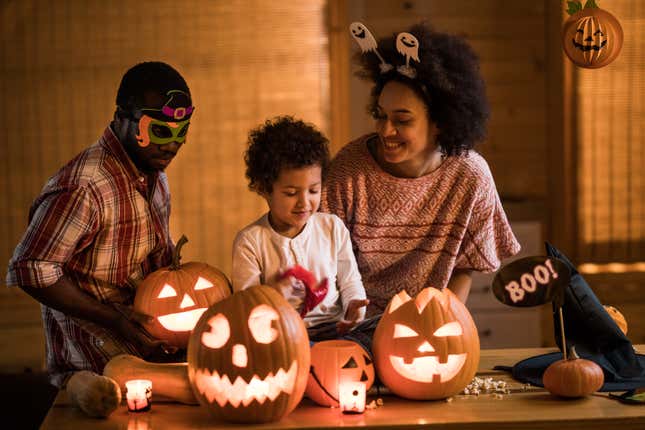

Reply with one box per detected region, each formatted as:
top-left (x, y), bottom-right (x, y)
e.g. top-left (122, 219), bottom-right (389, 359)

top-left (187, 285), bottom-right (310, 423)
top-left (134, 235), bottom-right (231, 348)
top-left (373, 287), bottom-right (480, 400)
top-left (562, 3), bottom-right (623, 69)
top-left (305, 340), bottom-right (374, 407)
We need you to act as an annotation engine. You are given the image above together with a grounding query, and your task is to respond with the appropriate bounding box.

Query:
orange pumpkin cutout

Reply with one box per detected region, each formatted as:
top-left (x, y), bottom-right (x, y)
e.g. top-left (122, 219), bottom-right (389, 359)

top-left (305, 340), bottom-right (374, 407)
top-left (604, 305), bottom-right (628, 335)
top-left (134, 235), bottom-right (231, 348)
top-left (373, 287), bottom-right (480, 400)
top-left (562, 4), bottom-right (623, 69)
top-left (187, 285), bottom-right (310, 423)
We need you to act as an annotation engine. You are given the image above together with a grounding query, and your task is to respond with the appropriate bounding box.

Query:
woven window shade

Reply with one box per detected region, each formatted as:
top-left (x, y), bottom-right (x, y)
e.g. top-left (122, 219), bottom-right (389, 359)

top-left (0, 1), bottom-right (329, 277)
top-left (576, 1), bottom-right (644, 263)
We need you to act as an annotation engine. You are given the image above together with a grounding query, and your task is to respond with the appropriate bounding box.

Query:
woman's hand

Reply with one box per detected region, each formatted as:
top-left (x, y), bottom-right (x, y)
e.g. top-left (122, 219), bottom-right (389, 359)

top-left (336, 298), bottom-right (370, 334)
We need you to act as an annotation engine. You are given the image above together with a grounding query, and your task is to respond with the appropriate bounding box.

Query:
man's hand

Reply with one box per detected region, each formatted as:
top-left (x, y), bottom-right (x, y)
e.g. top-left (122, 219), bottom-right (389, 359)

top-left (112, 303), bottom-right (177, 358)
top-left (336, 298), bottom-right (369, 334)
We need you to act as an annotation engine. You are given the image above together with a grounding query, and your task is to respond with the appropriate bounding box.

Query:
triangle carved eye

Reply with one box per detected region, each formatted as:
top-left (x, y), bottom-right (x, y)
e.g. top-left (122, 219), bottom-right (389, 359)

top-left (194, 277), bottom-right (213, 290)
top-left (158, 284), bottom-right (177, 298)
top-left (393, 323), bottom-right (419, 338)
top-left (433, 321), bottom-right (463, 337)
top-left (342, 357), bottom-right (358, 368)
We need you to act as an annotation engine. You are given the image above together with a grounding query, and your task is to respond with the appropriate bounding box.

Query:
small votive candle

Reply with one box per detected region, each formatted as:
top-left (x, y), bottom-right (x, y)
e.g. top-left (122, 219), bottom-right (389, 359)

top-left (125, 379), bottom-right (152, 412)
top-left (339, 381), bottom-right (366, 414)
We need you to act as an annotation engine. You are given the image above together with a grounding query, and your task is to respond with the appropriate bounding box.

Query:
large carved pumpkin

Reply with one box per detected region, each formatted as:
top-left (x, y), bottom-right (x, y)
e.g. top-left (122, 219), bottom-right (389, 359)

top-left (562, 3), bottom-right (623, 69)
top-left (187, 285), bottom-right (310, 423)
top-left (373, 287), bottom-right (480, 400)
top-left (134, 235), bottom-right (231, 348)
top-left (305, 340), bottom-right (374, 407)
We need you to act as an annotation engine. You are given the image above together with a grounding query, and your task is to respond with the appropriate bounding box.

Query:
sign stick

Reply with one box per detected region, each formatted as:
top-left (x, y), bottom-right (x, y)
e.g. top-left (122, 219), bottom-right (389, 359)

top-left (559, 307), bottom-right (567, 360)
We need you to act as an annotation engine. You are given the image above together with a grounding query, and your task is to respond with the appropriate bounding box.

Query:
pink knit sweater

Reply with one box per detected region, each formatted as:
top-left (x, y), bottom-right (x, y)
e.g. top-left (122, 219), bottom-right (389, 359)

top-left (321, 134), bottom-right (520, 315)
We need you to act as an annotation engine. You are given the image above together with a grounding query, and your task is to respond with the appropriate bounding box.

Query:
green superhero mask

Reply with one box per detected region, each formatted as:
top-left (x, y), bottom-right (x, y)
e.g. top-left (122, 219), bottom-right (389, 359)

top-left (135, 115), bottom-right (190, 147)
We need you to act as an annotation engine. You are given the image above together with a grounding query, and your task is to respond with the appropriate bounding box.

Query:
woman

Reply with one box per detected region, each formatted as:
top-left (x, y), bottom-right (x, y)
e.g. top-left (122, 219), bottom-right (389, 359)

top-left (322, 22), bottom-right (520, 316)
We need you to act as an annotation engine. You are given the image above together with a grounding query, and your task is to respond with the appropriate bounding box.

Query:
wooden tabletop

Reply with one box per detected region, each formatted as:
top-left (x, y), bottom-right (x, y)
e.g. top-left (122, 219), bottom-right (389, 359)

top-left (42, 346), bottom-right (645, 430)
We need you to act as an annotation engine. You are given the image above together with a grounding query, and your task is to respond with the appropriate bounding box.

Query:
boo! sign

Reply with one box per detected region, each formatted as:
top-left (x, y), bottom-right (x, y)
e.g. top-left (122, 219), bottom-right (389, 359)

top-left (492, 257), bottom-right (570, 307)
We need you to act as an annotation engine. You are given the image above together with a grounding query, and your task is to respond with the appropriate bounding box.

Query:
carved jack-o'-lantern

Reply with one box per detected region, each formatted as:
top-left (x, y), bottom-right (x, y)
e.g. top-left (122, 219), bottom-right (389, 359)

top-left (305, 340), bottom-right (374, 407)
top-left (187, 285), bottom-right (310, 423)
top-left (562, 3), bottom-right (623, 69)
top-left (373, 287), bottom-right (480, 400)
top-left (134, 235), bottom-right (231, 348)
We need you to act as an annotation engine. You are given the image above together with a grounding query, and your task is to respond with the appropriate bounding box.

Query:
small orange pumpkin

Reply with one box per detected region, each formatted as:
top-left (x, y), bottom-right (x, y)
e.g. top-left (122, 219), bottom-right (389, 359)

top-left (604, 305), bottom-right (628, 335)
top-left (373, 287), bottom-right (480, 400)
top-left (543, 346), bottom-right (604, 397)
top-left (134, 235), bottom-right (231, 348)
top-left (561, 1), bottom-right (623, 69)
top-left (305, 340), bottom-right (375, 407)
top-left (187, 285), bottom-right (310, 423)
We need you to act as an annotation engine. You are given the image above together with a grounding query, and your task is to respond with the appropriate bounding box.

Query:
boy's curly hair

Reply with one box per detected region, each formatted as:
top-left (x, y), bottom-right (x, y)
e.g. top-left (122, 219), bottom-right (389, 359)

top-left (355, 22), bottom-right (489, 156)
top-left (245, 116), bottom-right (330, 195)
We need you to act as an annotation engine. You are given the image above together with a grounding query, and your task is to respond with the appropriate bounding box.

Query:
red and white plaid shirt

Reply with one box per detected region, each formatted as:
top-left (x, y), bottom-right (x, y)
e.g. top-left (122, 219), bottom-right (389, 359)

top-left (6, 126), bottom-right (174, 387)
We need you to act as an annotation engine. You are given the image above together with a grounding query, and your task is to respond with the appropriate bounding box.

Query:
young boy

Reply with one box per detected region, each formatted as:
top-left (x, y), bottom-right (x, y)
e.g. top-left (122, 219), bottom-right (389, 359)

top-left (233, 116), bottom-right (374, 346)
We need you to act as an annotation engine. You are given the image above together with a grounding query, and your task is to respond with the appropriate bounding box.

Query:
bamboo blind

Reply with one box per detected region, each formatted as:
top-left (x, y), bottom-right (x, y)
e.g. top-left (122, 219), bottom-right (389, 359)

top-left (0, 0), bottom-right (329, 280)
top-left (576, 1), bottom-right (645, 263)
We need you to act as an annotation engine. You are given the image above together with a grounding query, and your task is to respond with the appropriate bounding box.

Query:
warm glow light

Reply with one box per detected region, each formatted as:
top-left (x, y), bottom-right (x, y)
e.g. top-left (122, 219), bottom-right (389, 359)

top-left (390, 353), bottom-right (467, 383)
top-left (201, 314), bottom-right (231, 348)
top-left (126, 379), bottom-right (152, 412)
top-left (179, 294), bottom-right (196, 309)
top-left (158, 284), bottom-right (177, 298)
top-left (157, 308), bottom-right (207, 331)
top-left (393, 323), bottom-right (419, 338)
top-left (192, 361), bottom-right (299, 407)
top-left (232, 344), bottom-right (248, 368)
top-left (433, 321), bottom-right (463, 337)
top-left (578, 262), bottom-right (645, 274)
top-left (339, 381), bottom-right (366, 414)
top-left (248, 305), bottom-right (279, 344)
top-left (194, 276), bottom-right (214, 290)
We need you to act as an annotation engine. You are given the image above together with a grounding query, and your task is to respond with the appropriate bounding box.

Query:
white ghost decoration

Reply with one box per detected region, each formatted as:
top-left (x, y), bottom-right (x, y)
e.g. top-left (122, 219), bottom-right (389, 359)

top-left (395, 32), bottom-right (420, 78)
top-left (349, 22), bottom-right (393, 73)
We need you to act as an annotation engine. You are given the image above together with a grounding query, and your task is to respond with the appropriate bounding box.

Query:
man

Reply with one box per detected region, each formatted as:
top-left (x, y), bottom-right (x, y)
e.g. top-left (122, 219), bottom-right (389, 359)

top-left (6, 61), bottom-right (194, 416)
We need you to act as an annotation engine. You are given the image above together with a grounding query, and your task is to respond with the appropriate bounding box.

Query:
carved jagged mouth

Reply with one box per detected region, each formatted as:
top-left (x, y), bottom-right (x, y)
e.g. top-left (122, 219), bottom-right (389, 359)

top-left (572, 39), bottom-right (607, 51)
top-left (390, 354), bottom-right (467, 383)
top-left (157, 308), bottom-right (207, 331)
top-left (193, 361), bottom-right (298, 407)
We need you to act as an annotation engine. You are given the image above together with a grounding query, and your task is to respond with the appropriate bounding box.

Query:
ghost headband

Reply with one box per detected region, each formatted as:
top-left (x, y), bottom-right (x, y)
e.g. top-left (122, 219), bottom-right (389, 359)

top-left (349, 22), bottom-right (420, 79)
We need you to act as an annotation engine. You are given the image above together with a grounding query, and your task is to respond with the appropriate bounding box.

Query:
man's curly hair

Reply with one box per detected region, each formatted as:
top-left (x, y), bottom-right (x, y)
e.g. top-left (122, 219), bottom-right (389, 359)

top-left (355, 22), bottom-right (489, 156)
top-left (244, 116), bottom-right (330, 195)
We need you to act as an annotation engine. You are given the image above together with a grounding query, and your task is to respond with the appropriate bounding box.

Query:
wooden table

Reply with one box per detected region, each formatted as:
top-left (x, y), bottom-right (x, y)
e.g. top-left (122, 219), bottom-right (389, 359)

top-left (42, 346), bottom-right (645, 430)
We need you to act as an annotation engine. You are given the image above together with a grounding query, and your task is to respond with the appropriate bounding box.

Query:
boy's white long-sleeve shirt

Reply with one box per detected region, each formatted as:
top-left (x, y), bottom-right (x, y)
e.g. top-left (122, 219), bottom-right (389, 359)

top-left (232, 212), bottom-right (366, 327)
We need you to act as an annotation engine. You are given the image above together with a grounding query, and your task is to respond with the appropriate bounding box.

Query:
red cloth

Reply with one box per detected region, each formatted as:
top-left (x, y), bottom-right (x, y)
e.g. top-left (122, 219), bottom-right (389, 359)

top-left (281, 265), bottom-right (329, 317)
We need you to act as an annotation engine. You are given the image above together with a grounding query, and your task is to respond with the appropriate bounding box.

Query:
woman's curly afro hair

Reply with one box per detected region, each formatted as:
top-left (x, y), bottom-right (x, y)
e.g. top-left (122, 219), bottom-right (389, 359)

top-left (244, 116), bottom-right (330, 195)
top-left (355, 22), bottom-right (490, 156)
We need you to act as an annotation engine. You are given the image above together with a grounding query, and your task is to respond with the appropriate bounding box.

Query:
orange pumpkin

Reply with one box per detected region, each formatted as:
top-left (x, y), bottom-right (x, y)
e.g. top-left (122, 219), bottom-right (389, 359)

top-left (305, 340), bottom-right (374, 407)
top-left (604, 305), bottom-right (628, 335)
top-left (373, 287), bottom-right (480, 400)
top-left (134, 235), bottom-right (231, 348)
top-left (543, 346), bottom-right (604, 397)
top-left (187, 285), bottom-right (310, 423)
top-left (562, 4), bottom-right (623, 69)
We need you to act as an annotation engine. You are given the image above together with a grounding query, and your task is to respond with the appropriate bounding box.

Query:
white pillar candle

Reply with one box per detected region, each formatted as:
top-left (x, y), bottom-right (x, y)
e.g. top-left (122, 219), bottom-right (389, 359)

top-left (339, 381), bottom-right (366, 414)
top-left (125, 379), bottom-right (152, 412)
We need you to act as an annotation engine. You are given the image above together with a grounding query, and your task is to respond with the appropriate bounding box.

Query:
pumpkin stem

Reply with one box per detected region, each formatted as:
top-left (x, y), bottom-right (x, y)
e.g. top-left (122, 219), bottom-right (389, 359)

top-left (583, 0), bottom-right (599, 9)
top-left (568, 345), bottom-right (580, 360)
top-left (566, 1), bottom-right (583, 15)
top-left (171, 235), bottom-right (188, 270)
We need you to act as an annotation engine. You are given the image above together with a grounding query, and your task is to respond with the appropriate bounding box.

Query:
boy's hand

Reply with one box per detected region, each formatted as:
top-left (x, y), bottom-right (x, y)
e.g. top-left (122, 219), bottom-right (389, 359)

top-left (336, 299), bottom-right (369, 334)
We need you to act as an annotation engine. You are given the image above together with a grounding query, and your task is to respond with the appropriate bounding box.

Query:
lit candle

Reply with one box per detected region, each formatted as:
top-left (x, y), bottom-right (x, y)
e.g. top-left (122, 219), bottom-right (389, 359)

top-left (339, 381), bottom-right (366, 414)
top-left (125, 379), bottom-right (152, 412)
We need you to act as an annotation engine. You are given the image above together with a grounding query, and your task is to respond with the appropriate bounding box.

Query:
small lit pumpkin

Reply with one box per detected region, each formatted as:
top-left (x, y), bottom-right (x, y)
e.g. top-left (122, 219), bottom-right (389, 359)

top-left (373, 287), bottom-right (480, 400)
top-left (561, 1), bottom-right (623, 69)
top-left (604, 305), bottom-right (628, 335)
top-left (187, 285), bottom-right (310, 423)
top-left (543, 346), bottom-right (604, 397)
top-left (134, 235), bottom-right (232, 348)
top-left (305, 340), bottom-right (375, 407)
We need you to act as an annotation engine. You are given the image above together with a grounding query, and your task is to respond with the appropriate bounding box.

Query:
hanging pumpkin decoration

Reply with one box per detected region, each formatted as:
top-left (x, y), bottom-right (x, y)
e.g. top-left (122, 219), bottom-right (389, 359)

top-left (305, 340), bottom-right (374, 407)
top-left (187, 285), bottom-right (310, 423)
top-left (373, 287), bottom-right (480, 400)
top-left (603, 305), bottom-right (628, 335)
top-left (561, 0), bottom-right (623, 69)
top-left (542, 345), bottom-right (605, 397)
top-left (134, 235), bottom-right (232, 348)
